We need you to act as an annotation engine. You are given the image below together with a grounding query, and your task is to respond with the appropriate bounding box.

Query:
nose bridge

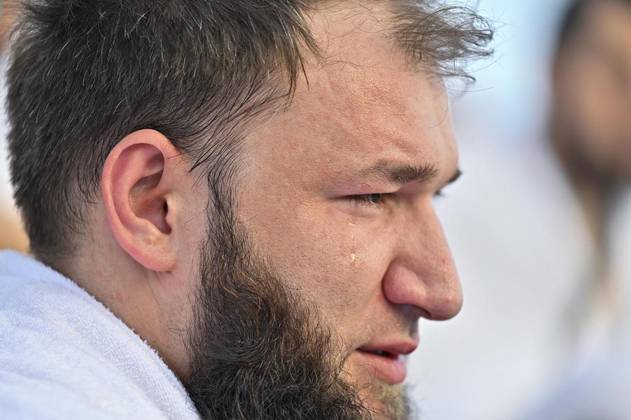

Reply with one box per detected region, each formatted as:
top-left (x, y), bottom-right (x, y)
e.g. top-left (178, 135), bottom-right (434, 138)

top-left (406, 203), bottom-right (450, 263)
top-left (383, 201), bottom-right (462, 321)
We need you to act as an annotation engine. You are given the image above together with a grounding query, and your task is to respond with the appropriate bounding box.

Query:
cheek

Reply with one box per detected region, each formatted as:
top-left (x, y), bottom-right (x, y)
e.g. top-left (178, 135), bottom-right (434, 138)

top-left (245, 202), bottom-right (390, 325)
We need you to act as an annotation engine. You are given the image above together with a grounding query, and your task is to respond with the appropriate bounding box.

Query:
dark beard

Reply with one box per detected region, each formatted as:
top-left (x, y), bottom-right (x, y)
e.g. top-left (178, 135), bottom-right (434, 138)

top-left (183, 194), bottom-right (369, 419)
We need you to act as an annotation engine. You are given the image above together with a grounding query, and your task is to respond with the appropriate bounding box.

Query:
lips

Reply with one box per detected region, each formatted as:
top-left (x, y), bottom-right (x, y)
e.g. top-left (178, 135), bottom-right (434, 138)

top-left (355, 340), bottom-right (418, 385)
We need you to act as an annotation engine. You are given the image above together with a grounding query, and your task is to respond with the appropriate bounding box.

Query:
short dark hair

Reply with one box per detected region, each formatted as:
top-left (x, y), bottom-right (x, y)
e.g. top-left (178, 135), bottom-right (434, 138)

top-left (6, 0), bottom-right (492, 260)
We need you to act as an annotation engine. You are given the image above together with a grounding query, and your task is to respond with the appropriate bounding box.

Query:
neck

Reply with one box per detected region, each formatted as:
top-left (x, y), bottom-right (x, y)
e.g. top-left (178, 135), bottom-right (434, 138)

top-left (57, 242), bottom-right (191, 380)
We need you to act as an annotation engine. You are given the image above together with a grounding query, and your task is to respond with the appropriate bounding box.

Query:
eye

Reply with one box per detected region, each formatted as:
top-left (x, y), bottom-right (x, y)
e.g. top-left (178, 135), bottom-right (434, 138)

top-left (348, 193), bottom-right (391, 207)
top-left (434, 189), bottom-right (446, 198)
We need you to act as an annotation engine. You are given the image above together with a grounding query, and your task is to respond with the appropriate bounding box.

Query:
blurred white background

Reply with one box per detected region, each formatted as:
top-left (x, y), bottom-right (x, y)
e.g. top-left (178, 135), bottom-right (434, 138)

top-left (408, 1), bottom-right (607, 419)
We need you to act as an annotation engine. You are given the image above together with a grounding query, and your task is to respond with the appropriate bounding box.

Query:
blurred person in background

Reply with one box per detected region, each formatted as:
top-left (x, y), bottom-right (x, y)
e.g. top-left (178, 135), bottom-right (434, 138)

top-left (0, 0), bottom-right (28, 251)
top-left (522, 0), bottom-right (631, 418)
top-left (552, 0), bottom-right (631, 341)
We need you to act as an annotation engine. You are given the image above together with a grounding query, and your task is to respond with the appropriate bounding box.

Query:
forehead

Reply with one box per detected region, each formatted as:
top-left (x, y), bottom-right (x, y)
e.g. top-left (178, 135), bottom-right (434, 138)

top-left (244, 3), bottom-right (456, 180)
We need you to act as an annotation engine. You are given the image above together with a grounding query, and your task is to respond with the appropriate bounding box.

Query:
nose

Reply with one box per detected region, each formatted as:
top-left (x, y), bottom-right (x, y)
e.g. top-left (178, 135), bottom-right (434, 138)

top-left (381, 206), bottom-right (462, 321)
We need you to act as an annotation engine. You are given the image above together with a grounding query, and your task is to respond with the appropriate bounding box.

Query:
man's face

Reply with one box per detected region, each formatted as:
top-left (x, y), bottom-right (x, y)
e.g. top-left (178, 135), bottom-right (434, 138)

top-left (230, 5), bottom-right (461, 414)
top-left (182, 5), bottom-right (461, 419)
top-left (555, 0), bottom-right (631, 178)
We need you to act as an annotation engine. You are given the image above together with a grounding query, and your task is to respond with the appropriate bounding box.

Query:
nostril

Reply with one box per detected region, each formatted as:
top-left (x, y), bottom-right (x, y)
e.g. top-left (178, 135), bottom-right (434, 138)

top-left (406, 304), bottom-right (432, 320)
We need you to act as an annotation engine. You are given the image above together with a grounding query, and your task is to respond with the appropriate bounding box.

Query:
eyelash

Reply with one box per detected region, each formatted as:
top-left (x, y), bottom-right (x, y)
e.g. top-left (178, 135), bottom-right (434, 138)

top-left (349, 190), bottom-right (446, 207)
top-left (348, 193), bottom-right (392, 207)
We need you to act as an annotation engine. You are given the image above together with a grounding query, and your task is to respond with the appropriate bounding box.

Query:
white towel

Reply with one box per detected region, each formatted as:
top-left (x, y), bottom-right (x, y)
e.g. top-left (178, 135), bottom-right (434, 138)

top-left (0, 250), bottom-right (200, 420)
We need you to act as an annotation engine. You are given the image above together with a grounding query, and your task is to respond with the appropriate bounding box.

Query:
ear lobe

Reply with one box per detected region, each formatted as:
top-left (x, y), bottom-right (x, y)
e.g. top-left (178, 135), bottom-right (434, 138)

top-left (101, 130), bottom-right (180, 272)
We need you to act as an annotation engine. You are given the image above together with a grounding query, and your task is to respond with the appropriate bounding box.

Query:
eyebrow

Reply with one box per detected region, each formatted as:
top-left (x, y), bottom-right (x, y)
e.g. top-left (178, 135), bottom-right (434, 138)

top-left (447, 168), bottom-right (463, 185)
top-left (359, 160), bottom-right (457, 185)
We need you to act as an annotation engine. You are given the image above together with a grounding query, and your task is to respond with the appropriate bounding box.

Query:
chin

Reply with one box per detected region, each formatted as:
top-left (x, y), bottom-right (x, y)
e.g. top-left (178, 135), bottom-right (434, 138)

top-left (343, 355), bottom-right (411, 419)
top-left (359, 383), bottom-right (409, 420)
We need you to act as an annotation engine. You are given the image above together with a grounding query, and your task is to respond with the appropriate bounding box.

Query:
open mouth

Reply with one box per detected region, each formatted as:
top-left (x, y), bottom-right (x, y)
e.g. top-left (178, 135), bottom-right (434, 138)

top-left (359, 349), bottom-right (398, 359)
top-left (355, 348), bottom-right (407, 384)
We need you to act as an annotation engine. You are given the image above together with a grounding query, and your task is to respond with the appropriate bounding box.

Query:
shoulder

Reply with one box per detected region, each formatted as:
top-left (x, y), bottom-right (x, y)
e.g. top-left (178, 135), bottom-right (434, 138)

top-left (0, 378), bottom-right (123, 420)
top-left (0, 251), bottom-right (197, 420)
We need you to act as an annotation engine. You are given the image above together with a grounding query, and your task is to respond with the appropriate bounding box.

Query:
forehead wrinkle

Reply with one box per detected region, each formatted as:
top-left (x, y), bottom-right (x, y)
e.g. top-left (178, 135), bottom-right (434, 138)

top-left (250, 2), bottom-right (456, 183)
top-left (337, 78), bottom-right (450, 159)
top-left (294, 75), bottom-right (452, 181)
top-left (296, 1), bottom-right (449, 154)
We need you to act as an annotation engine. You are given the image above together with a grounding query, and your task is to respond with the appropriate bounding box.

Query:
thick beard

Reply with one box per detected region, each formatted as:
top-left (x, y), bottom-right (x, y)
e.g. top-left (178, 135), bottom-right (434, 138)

top-left (183, 194), bottom-right (369, 419)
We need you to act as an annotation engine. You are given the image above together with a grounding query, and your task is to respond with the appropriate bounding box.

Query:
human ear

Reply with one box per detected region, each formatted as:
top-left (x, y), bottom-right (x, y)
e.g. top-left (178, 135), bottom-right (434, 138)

top-left (101, 129), bottom-right (183, 272)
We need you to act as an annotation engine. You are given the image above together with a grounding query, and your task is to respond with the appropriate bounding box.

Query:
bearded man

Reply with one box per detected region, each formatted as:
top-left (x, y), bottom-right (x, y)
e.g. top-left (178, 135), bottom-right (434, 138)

top-left (0, 1), bottom-right (492, 418)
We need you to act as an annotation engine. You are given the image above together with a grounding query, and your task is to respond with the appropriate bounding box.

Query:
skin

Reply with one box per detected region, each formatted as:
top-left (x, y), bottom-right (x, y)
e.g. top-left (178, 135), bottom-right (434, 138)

top-left (554, 0), bottom-right (631, 179)
top-left (65, 3), bottom-right (462, 415)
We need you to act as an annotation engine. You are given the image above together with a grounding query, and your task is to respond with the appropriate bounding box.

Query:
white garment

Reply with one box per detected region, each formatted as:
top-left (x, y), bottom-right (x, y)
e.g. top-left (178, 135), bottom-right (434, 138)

top-left (0, 251), bottom-right (200, 420)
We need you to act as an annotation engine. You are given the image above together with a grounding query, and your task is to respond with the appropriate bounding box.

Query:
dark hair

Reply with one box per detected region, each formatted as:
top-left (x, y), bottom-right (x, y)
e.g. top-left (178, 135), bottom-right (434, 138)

top-left (557, 0), bottom-right (589, 48)
top-left (7, 0), bottom-right (492, 260)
